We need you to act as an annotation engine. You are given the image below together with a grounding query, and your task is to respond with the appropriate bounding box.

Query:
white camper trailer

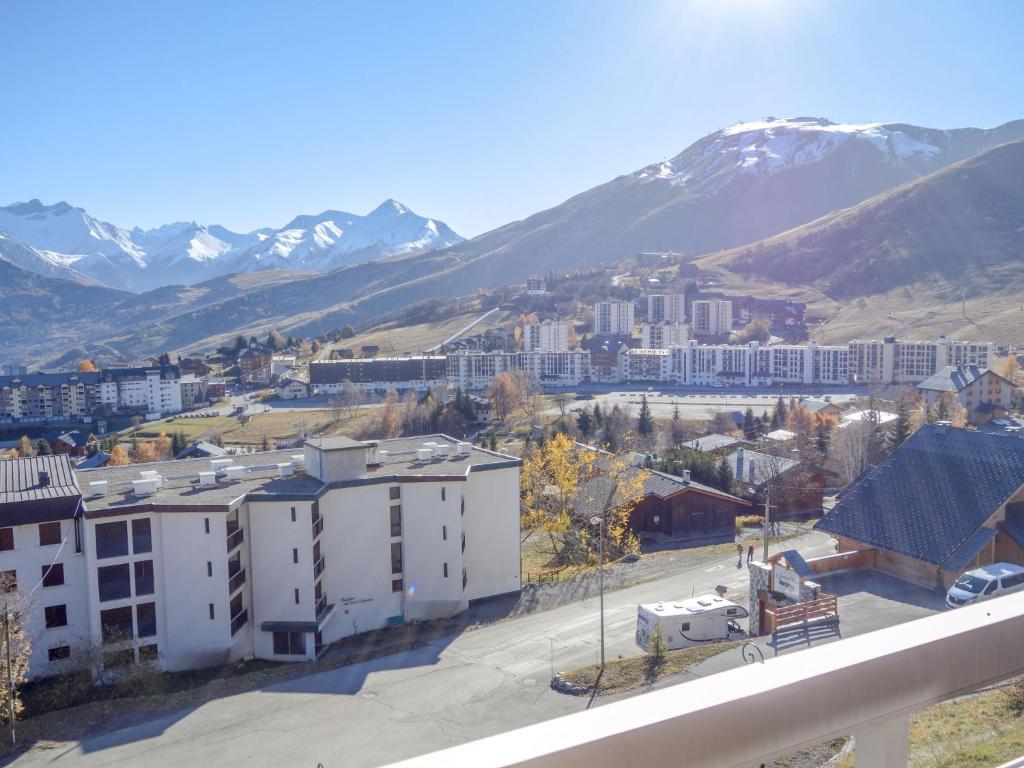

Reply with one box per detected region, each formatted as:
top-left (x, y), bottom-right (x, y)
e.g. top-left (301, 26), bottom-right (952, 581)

top-left (636, 595), bottom-right (748, 651)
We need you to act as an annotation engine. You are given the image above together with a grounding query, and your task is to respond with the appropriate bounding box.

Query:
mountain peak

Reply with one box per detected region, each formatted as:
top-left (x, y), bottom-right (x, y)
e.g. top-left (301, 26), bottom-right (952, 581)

top-left (369, 198), bottom-right (408, 217)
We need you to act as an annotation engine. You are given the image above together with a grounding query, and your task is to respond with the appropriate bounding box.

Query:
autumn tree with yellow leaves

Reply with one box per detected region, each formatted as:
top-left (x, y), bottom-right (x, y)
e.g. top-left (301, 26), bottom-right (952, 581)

top-left (521, 433), bottom-right (645, 566)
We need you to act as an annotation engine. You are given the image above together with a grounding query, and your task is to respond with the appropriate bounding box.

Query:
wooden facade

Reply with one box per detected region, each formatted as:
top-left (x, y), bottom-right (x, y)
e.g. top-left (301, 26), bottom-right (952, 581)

top-left (630, 487), bottom-right (749, 546)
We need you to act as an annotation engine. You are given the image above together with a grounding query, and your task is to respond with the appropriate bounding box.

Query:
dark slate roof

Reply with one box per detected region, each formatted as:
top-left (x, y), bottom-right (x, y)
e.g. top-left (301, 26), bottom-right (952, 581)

top-left (803, 399), bottom-right (841, 414)
top-left (75, 452), bottom-right (110, 469)
top-left (175, 441), bottom-right (229, 459)
top-left (680, 434), bottom-right (743, 453)
top-left (916, 365), bottom-right (987, 393)
top-left (943, 527), bottom-right (998, 572)
top-left (815, 424), bottom-right (1024, 569)
top-left (0, 371), bottom-right (100, 388)
top-left (777, 549), bottom-right (814, 578)
top-left (0, 454), bottom-right (82, 525)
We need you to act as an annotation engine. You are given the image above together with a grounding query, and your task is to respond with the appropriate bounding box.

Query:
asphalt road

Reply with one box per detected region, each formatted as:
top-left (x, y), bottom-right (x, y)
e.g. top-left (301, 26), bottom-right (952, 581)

top-left (14, 531), bottom-right (943, 767)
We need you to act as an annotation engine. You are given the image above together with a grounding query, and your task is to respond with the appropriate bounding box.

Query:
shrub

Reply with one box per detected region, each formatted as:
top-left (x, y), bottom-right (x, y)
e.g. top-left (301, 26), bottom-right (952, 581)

top-left (1004, 677), bottom-right (1024, 716)
top-left (735, 514), bottom-right (764, 533)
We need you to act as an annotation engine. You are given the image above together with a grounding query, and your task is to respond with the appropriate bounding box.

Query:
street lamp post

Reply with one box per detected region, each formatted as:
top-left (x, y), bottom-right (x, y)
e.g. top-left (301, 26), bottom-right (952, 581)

top-left (590, 515), bottom-right (605, 674)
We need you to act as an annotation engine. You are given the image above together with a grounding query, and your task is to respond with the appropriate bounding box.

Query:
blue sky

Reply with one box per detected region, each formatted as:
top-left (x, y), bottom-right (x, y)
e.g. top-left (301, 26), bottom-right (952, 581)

top-left (1, 0), bottom-right (1022, 237)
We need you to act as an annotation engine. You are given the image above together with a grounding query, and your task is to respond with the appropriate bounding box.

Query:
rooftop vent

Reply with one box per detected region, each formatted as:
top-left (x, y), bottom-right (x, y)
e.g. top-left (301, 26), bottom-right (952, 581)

top-left (38, 470), bottom-right (50, 488)
top-left (456, 442), bottom-right (472, 455)
top-left (89, 480), bottom-right (108, 497)
top-left (225, 465), bottom-right (245, 482)
top-left (132, 478), bottom-right (160, 497)
top-left (210, 458), bottom-right (233, 472)
top-left (277, 462), bottom-right (293, 478)
top-left (434, 444), bottom-right (453, 457)
top-left (416, 448), bottom-right (433, 461)
top-left (198, 471), bottom-right (217, 487)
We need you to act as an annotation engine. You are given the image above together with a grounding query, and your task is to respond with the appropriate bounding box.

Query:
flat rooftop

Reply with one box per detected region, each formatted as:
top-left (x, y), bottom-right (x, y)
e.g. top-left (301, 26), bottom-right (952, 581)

top-left (77, 435), bottom-right (517, 515)
top-left (639, 595), bottom-right (744, 616)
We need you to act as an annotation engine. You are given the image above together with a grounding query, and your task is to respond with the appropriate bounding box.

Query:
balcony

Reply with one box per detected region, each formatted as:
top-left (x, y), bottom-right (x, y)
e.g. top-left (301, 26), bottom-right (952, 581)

top-left (315, 594), bottom-right (328, 620)
top-left (461, 531), bottom-right (466, 553)
top-left (228, 567), bottom-right (246, 594)
top-left (226, 527), bottom-right (244, 553)
top-left (313, 555), bottom-right (325, 579)
top-left (312, 516), bottom-right (324, 539)
top-left (386, 591), bottom-right (1024, 768)
top-left (230, 608), bottom-right (248, 636)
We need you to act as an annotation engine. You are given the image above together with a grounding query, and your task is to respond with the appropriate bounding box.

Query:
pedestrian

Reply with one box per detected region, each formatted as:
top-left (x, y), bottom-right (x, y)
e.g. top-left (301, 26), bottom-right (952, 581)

top-left (747, 544), bottom-right (755, 563)
top-left (736, 542), bottom-right (743, 567)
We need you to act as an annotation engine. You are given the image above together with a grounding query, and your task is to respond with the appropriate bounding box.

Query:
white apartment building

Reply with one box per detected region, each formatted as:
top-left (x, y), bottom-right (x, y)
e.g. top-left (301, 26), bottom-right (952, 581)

top-left (848, 337), bottom-right (992, 385)
top-left (521, 320), bottom-right (570, 353)
top-left (98, 366), bottom-right (183, 417)
top-left (310, 357), bottom-right (447, 395)
top-left (0, 437), bottom-right (521, 679)
top-left (640, 322), bottom-right (690, 350)
top-left (525, 278), bottom-right (547, 296)
top-left (593, 301), bottom-right (635, 336)
top-left (647, 294), bottom-right (686, 324)
top-left (445, 350), bottom-right (591, 391)
top-left (623, 349), bottom-right (671, 383)
top-left (691, 299), bottom-right (733, 336)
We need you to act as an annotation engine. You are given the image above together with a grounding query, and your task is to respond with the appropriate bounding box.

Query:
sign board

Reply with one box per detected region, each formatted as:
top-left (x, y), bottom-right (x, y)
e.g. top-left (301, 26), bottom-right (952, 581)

top-left (773, 563), bottom-right (802, 602)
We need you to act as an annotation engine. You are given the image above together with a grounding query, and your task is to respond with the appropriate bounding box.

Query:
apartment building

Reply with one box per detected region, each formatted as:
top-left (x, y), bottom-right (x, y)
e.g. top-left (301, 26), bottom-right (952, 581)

top-left (98, 366), bottom-right (183, 417)
top-left (593, 301), bottom-right (635, 336)
top-left (525, 277), bottom-right (547, 296)
top-left (310, 357), bottom-right (447, 395)
top-left (445, 350), bottom-right (591, 391)
top-left (521, 320), bottom-right (570, 353)
top-left (238, 348), bottom-right (273, 385)
top-left (0, 372), bottom-right (101, 422)
top-left (848, 337), bottom-right (992, 385)
top-left (0, 436), bottom-right (521, 679)
top-left (916, 365), bottom-right (1014, 425)
top-left (623, 349), bottom-right (671, 383)
top-left (647, 294), bottom-right (685, 324)
top-left (691, 299), bottom-right (733, 336)
top-left (640, 322), bottom-right (690, 350)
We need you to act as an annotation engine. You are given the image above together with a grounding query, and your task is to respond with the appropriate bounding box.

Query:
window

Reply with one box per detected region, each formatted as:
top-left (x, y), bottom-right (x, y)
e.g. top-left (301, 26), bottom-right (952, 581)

top-left (442, 525), bottom-right (447, 541)
top-left (207, 561), bottom-right (213, 577)
top-left (0, 528), bottom-right (12, 551)
top-left (134, 560), bottom-right (154, 596)
top-left (100, 606), bottom-right (132, 642)
top-left (39, 521), bottom-right (62, 546)
top-left (138, 644), bottom-right (159, 662)
top-left (98, 563), bottom-right (131, 602)
top-left (293, 548), bottom-right (298, 564)
top-left (392, 578), bottom-right (403, 593)
top-left (680, 622), bottom-right (691, 632)
top-left (45, 604), bottom-right (68, 629)
top-left (290, 506), bottom-right (296, 522)
top-left (41, 564), bottom-right (64, 587)
top-left (294, 588), bottom-right (300, 604)
top-left (443, 562), bottom-right (448, 578)
top-left (391, 542), bottom-right (402, 574)
top-left (985, 580), bottom-right (999, 595)
top-left (209, 603), bottom-right (215, 620)
top-left (390, 506), bottom-right (402, 537)
top-left (94, 521), bottom-right (128, 559)
top-left (1003, 572), bottom-right (1024, 589)
top-left (441, 487), bottom-right (446, 501)
top-left (131, 519), bottom-right (152, 554)
top-left (230, 593), bottom-right (243, 618)
top-left (204, 518), bottom-right (210, 534)
top-left (273, 631), bottom-right (305, 655)
top-left (389, 486), bottom-right (401, 500)
top-left (136, 602), bottom-right (157, 638)
top-left (0, 570), bottom-right (15, 593)
top-left (48, 646), bottom-right (71, 661)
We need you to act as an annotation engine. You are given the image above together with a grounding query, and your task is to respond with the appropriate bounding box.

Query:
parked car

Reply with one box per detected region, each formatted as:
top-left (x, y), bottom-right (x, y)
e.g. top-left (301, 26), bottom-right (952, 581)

top-left (945, 562), bottom-right (1024, 608)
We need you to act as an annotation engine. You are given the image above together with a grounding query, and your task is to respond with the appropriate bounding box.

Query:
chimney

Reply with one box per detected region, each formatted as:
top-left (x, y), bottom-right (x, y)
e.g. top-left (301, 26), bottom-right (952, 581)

top-left (736, 449), bottom-right (744, 482)
top-left (681, 469), bottom-right (691, 483)
top-left (38, 470), bottom-right (50, 488)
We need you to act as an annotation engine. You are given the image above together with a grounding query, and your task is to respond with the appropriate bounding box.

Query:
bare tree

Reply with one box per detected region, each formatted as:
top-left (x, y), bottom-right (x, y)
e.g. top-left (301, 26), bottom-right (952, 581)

top-left (0, 573), bottom-right (31, 737)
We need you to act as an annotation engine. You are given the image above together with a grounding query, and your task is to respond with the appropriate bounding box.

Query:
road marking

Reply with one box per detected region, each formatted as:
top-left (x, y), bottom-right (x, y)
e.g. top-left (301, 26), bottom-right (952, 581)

top-left (704, 564), bottom-right (724, 572)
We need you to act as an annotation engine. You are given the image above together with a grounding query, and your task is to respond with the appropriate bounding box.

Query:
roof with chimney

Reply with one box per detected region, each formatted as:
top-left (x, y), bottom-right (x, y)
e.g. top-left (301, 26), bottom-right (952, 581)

top-left (725, 448), bottom-right (799, 487)
top-left (916, 365), bottom-right (1002, 393)
top-left (0, 454), bottom-right (82, 525)
top-left (815, 424), bottom-right (1024, 570)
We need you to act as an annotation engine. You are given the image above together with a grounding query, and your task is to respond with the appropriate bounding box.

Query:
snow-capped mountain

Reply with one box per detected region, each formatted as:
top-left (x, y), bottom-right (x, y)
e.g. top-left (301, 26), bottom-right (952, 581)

top-left (0, 199), bottom-right (462, 292)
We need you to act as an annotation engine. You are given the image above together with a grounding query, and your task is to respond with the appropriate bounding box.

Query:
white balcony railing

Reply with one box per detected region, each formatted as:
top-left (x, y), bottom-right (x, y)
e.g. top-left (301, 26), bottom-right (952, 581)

top-left (386, 591), bottom-right (1024, 768)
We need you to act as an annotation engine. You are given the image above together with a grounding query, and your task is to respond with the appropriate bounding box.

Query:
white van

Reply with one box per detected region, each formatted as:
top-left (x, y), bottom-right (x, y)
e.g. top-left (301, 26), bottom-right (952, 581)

top-left (636, 595), bottom-right (748, 651)
top-left (946, 562), bottom-right (1024, 608)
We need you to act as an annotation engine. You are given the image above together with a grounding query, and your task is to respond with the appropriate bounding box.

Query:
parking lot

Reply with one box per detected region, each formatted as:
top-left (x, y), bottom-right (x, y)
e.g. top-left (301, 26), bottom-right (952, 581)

top-left (555, 389), bottom-right (861, 421)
